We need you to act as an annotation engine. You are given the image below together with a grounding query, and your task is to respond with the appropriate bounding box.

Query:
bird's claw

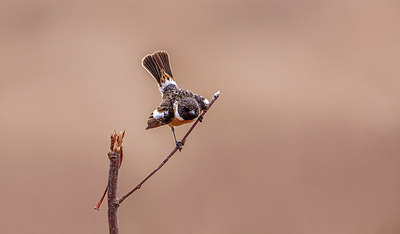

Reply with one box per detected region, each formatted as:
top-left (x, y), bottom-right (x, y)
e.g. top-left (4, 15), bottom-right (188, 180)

top-left (198, 115), bottom-right (204, 122)
top-left (176, 141), bottom-right (184, 151)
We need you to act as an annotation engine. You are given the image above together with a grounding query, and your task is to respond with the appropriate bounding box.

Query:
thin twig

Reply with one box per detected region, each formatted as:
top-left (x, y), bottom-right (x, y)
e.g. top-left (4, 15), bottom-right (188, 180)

top-left (118, 90), bottom-right (220, 205)
top-left (94, 185), bottom-right (108, 210)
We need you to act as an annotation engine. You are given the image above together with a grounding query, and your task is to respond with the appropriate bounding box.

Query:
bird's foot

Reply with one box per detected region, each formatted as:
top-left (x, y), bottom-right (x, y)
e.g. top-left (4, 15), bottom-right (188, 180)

top-left (176, 141), bottom-right (184, 151)
top-left (198, 115), bottom-right (204, 122)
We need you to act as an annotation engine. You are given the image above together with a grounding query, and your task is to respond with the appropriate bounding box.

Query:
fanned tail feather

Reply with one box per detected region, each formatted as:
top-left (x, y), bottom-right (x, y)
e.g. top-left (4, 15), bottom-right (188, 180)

top-left (142, 54), bottom-right (162, 84)
top-left (142, 51), bottom-right (177, 91)
top-left (154, 52), bottom-right (173, 77)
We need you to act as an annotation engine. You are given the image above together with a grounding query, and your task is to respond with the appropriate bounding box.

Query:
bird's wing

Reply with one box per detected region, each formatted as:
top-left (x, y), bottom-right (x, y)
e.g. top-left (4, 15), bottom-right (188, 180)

top-left (195, 94), bottom-right (210, 112)
top-left (146, 100), bottom-right (174, 130)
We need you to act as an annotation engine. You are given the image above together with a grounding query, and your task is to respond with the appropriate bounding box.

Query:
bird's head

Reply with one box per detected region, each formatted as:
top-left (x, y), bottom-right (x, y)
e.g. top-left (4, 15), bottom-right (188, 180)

top-left (176, 98), bottom-right (200, 121)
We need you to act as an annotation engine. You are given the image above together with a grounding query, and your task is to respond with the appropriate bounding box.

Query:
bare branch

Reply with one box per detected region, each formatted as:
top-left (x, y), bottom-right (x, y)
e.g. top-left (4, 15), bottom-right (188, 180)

top-left (94, 90), bottom-right (220, 234)
top-left (107, 152), bottom-right (120, 234)
top-left (118, 91), bottom-right (220, 205)
top-left (94, 130), bottom-right (125, 210)
top-left (98, 131), bottom-right (125, 233)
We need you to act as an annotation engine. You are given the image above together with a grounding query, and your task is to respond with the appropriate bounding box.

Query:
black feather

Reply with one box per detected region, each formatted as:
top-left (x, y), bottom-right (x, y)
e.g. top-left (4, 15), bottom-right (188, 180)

top-left (142, 55), bottom-right (162, 84)
top-left (154, 51), bottom-right (173, 77)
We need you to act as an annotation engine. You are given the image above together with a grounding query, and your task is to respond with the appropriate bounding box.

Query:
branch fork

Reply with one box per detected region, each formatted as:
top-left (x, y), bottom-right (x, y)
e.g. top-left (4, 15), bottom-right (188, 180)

top-left (95, 91), bottom-right (221, 234)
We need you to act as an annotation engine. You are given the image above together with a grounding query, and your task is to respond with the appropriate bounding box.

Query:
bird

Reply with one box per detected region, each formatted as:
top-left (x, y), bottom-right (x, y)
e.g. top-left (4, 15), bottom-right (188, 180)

top-left (142, 51), bottom-right (210, 150)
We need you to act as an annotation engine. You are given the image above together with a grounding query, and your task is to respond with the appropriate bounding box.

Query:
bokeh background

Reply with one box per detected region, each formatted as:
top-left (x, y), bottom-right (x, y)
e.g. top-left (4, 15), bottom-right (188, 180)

top-left (1, 0), bottom-right (400, 233)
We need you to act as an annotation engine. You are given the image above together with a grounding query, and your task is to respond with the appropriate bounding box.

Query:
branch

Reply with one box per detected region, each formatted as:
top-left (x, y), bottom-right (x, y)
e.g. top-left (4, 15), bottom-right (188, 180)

top-left (94, 131), bottom-right (125, 210)
top-left (107, 131), bottom-right (125, 234)
top-left (118, 90), bottom-right (220, 205)
top-left (107, 152), bottom-right (120, 234)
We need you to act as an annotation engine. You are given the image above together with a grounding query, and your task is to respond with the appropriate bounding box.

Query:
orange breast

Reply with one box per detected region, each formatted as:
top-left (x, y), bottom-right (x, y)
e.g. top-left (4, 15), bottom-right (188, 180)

top-left (168, 116), bottom-right (195, 127)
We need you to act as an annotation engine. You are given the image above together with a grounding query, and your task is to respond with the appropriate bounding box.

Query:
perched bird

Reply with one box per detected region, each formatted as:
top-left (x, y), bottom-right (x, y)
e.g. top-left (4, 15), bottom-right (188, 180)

top-left (142, 51), bottom-right (209, 150)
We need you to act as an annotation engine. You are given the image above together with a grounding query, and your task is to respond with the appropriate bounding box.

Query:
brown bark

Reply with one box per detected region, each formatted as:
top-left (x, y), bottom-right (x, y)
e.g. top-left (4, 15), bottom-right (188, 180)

top-left (107, 152), bottom-right (120, 234)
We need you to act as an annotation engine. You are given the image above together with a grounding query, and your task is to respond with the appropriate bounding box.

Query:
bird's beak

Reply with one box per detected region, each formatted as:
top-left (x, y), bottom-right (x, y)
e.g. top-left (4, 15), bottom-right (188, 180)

top-left (190, 110), bottom-right (195, 115)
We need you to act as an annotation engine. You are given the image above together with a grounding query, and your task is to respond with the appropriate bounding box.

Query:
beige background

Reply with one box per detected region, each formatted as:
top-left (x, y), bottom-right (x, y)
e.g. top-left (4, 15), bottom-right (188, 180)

top-left (1, 0), bottom-right (400, 233)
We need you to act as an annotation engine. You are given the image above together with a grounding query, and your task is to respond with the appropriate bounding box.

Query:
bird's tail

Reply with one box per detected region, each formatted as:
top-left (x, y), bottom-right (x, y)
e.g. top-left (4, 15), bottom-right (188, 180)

top-left (142, 51), bottom-right (177, 91)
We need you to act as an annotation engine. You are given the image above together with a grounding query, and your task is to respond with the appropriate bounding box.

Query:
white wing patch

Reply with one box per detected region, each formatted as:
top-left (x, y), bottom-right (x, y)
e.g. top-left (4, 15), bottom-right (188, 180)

top-left (152, 109), bottom-right (165, 120)
top-left (203, 98), bottom-right (210, 105)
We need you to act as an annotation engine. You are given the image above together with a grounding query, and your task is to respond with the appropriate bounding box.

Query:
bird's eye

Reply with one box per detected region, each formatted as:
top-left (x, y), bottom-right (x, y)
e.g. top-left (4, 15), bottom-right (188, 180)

top-left (182, 106), bottom-right (188, 111)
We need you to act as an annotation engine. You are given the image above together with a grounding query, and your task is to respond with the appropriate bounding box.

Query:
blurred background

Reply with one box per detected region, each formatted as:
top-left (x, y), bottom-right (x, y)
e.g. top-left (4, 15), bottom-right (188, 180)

top-left (1, 0), bottom-right (400, 233)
